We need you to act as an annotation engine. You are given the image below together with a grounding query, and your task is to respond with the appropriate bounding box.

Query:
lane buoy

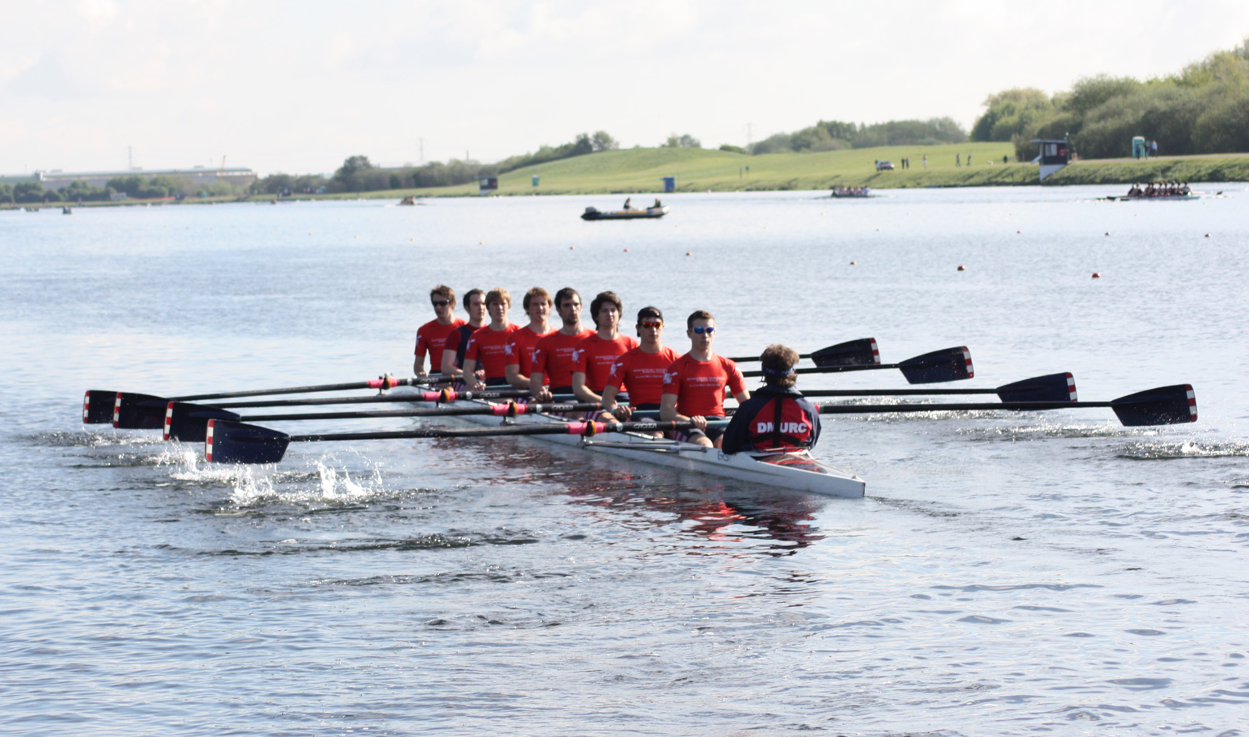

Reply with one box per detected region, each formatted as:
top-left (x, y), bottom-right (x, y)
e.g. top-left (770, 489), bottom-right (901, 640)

top-left (1092, 272), bottom-right (1101, 279)
top-left (849, 261), bottom-right (857, 265)
top-left (685, 252), bottom-right (692, 256)
top-left (957, 265), bottom-right (966, 271)
top-left (623, 248), bottom-right (629, 252)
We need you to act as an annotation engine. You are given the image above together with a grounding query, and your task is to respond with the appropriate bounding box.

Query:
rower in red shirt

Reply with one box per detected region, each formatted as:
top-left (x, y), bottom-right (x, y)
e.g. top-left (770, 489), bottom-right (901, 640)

top-left (571, 291), bottom-right (638, 404)
top-left (413, 284), bottom-right (465, 377)
top-left (504, 287), bottom-right (554, 390)
top-left (601, 306), bottom-right (677, 422)
top-left (530, 287), bottom-right (593, 401)
top-left (463, 288), bottom-right (521, 389)
top-left (439, 288), bottom-right (486, 388)
top-left (660, 309), bottom-right (750, 448)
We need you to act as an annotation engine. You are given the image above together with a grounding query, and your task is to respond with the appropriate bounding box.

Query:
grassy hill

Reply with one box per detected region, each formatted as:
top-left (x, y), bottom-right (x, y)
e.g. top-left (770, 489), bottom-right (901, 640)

top-left (234, 144), bottom-right (1249, 203)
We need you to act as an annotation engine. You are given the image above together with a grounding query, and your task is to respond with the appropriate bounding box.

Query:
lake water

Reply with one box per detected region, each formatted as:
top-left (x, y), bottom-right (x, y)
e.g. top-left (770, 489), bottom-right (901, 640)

top-left (2, 186), bottom-right (1247, 736)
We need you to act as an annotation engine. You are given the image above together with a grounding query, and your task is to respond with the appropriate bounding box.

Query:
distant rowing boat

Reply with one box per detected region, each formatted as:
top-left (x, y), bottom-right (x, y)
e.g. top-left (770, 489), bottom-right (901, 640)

top-left (582, 206), bottom-right (668, 221)
top-left (403, 390), bottom-right (865, 498)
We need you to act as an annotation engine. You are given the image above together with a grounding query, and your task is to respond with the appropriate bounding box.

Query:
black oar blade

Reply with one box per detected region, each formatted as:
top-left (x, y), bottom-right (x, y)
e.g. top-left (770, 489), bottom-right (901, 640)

top-left (165, 402), bottom-right (242, 442)
top-left (206, 420), bottom-right (290, 464)
top-left (810, 338), bottom-right (880, 368)
top-left (113, 392), bottom-right (170, 429)
top-left (899, 347), bottom-right (974, 384)
top-left (996, 373), bottom-right (1077, 403)
top-left (1110, 385), bottom-right (1197, 426)
top-left (83, 390), bottom-right (118, 424)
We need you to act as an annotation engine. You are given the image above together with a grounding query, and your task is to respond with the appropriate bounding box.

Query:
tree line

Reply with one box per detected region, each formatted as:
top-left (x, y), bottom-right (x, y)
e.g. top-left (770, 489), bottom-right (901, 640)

top-left (1, 175), bottom-right (241, 204)
top-left (974, 37), bottom-right (1249, 160)
top-left (744, 118), bottom-right (968, 155)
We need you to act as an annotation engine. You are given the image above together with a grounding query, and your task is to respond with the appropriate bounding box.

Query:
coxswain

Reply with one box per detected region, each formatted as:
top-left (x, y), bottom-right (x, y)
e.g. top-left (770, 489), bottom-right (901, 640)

top-left (571, 291), bottom-right (638, 404)
top-left (439, 288), bottom-right (486, 388)
top-left (413, 285), bottom-right (465, 376)
top-left (660, 310), bottom-right (749, 448)
top-left (530, 288), bottom-right (593, 401)
top-left (721, 344), bottom-right (821, 454)
top-left (601, 306), bottom-right (677, 422)
top-left (463, 288), bottom-right (521, 390)
top-left (503, 287), bottom-right (554, 390)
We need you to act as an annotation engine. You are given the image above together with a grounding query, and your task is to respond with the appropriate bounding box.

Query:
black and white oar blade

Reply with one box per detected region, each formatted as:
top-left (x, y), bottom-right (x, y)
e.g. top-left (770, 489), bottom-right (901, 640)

top-left (205, 420), bottom-right (291, 464)
top-left (810, 338), bottom-right (880, 368)
top-left (165, 402), bottom-right (242, 442)
top-left (1110, 385), bottom-right (1197, 426)
top-left (996, 373), bottom-right (1077, 403)
top-left (898, 346), bottom-right (974, 384)
top-left (113, 392), bottom-right (170, 429)
top-left (83, 390), bottom-right (119, 424)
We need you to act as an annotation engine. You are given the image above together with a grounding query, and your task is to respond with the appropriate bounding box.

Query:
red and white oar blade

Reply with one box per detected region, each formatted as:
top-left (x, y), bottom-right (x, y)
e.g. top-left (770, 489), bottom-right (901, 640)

top-left (84, 390), bottom-right (118, 424)
top-left (1111, 385), bottom-right (1197, 426)
top-left (113, 392), bottom-right (170, 429)
top-left (205, 420), bottom-right (291, 464)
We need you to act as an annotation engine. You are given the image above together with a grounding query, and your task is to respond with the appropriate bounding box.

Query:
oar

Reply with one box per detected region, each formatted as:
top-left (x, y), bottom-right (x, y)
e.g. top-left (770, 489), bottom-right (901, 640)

top-left (729, 338), bottom-right (879, 368)
top-left (742, 346), bottom-right (973, 384)
top-left (205, 418), bottom-right (725, 465)
top-left (202, 386), bottom-right (536, 409)
top-left (801, 373), bottom-right (1076, 402)
top-left (164, 399), bottom-right (603, 442)
top-left (87, 374), bottom-right (437, 428)
top-left (810, 384), bottom-right (1196, 427)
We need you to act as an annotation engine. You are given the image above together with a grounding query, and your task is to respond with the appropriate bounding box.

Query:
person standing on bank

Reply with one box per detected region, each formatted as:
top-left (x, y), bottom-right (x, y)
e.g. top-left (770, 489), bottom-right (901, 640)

top-left (722, 344), bottom-right (821, 454)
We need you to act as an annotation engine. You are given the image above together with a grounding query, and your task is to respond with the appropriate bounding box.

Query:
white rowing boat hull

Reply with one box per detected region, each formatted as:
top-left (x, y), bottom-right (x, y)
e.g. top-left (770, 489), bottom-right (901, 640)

top-left (404, 392), bottom-right (866, 499)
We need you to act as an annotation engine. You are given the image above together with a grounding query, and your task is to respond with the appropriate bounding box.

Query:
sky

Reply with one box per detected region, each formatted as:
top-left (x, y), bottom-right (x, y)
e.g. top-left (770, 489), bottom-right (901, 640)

top-left (2, 0), bottom-right (1247, 176)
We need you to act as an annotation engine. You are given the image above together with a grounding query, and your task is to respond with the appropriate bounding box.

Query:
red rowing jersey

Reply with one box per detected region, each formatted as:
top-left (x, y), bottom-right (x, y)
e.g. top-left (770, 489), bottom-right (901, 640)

top-left (662, 353), bottom-right (747, 417)
top-left (530, 329), bottom-right (593, 388)
top-left (464, 324), bottom-right (521, 381)
top-left (606, 346), bottom-right (678, 406)
top-left (571, 334), bottom-right (639, 393)
top-left (504, 325), bottom-right (554, 379)
top-left (414, 317), bottom-right (465, 360)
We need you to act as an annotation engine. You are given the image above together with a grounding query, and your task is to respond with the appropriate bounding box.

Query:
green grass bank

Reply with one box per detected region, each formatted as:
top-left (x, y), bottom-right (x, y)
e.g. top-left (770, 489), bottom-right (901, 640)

top-left (352, 144), bottom-right (1249, 199)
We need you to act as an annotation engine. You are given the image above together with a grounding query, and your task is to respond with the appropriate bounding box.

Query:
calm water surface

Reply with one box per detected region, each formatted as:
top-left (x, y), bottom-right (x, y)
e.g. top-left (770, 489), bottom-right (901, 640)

top-left (2, 186), bottom-right (1247, 736)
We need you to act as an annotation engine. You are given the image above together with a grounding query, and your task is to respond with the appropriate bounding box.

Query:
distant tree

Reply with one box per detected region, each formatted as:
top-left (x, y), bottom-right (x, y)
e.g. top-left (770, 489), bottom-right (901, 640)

top-left (749, 132), bottom-right (793, 155)
top-left (678, 134), bottom-right (701, 148)
top-left (0, 183), bottom-right (12, 203)
top-left (719, 144), bottom-right (747, 154)
top-left (13, 181), bottom-right (46, 203)
top-left (971, 88), bottom-right (1053, 142)
top-left (591, 131), bottom-right (619, 152)
top-left (571, 133), bottom-right (594, 156)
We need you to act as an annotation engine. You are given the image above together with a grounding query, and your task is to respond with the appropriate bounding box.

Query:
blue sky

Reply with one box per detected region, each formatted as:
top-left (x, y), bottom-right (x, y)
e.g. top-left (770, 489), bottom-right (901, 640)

top-left (2, 0), bottom-right (1246, 175)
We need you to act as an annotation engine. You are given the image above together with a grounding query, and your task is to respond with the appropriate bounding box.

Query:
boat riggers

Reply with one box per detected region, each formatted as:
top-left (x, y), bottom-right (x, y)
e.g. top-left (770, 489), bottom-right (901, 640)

top-left (87, 374), bottom-right (424, 427)
top-left (811, 384), bottom-right (1196, 427)
top-left (205, 418), bottom-right (727, 465)
top-left (729, 338), bottom-right (880, 368)
top-left (164, 399), bottom-right (605, 442)
top-left (742, 346), bottom-right (973, 384)
top-left (801, 373), bottom-right (1077, 403)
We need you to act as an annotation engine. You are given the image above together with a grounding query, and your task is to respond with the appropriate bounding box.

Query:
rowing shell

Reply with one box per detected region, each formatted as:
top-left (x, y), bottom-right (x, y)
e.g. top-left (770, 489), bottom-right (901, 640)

top-left (401, 390), bottom-right (866, 498)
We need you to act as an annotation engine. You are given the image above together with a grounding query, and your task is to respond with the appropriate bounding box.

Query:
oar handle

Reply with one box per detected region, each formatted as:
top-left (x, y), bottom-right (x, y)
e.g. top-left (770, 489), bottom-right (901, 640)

top-left (815, 401), bottom-right (1104, 414)
top-left (286, 419), bottom-right (706, 442)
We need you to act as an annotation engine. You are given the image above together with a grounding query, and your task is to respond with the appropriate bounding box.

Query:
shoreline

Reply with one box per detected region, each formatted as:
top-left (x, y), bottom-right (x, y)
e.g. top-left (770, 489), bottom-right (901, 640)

top-left (5, 151), bottom-right (1247, 209)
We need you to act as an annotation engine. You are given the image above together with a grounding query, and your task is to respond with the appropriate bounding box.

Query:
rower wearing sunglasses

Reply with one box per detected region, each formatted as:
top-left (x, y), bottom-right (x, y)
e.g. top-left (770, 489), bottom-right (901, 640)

top-left (660, 310), bottom-right (750, 448)
top-left (721, 344), bottom-right (821, 454)
top-left (413, 284), bottom-right (465, 377)
top-left (600, 306), bottom-right (678, 422)
top-left (571, 291), bottom-right (639, 406)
